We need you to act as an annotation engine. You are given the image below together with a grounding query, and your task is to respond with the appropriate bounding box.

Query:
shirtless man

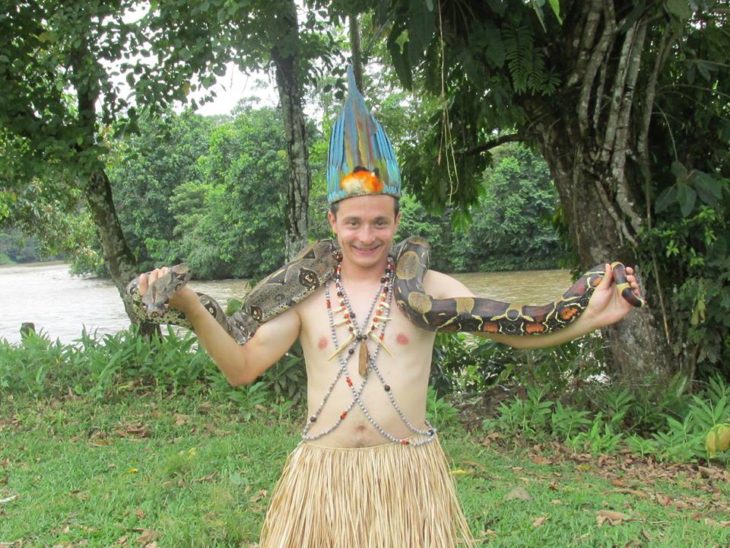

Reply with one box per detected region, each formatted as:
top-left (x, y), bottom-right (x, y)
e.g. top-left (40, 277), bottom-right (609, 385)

top-left (138, 192), bottom-right (640, 546)
top-left (137, 68), bottom-right (641, 546)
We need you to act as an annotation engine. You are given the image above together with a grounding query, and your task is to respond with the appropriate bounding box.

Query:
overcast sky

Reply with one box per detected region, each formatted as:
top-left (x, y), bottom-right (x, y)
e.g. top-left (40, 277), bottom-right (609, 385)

top-left (190, 63), bottom-right (279, 116)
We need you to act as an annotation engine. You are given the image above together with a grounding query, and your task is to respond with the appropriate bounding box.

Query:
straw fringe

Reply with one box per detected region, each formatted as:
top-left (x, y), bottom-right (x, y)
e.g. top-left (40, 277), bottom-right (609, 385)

top-left (259, 438), bottom-right (474, 547)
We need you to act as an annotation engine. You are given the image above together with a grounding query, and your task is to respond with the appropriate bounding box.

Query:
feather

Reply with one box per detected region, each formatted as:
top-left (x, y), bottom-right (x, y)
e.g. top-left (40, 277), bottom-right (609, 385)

top-left (327, 66), bottom-right (401, 203)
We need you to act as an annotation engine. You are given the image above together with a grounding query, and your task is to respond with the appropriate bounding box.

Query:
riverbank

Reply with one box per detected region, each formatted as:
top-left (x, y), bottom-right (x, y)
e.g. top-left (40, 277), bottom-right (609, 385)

top-left (0, 259), bottom-right (67, 269)
top-left (0, 262), bottom-right (571, 344)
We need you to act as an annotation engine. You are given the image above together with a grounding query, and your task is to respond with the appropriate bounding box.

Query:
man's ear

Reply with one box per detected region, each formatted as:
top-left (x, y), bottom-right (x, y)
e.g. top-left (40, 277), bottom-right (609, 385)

top-left (394, 211), bottom-right (401, 232)
top-left (327, 210), bottom-right (337, 233)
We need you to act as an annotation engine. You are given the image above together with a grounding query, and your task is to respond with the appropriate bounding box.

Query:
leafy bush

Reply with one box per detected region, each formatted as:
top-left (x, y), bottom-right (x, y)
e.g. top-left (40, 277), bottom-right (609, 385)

top-left (430, 333), bottom-right (512, 395)
top-left (426, 386), bottom-right (460, 430)
top-left (550, 401), bottom-right (592, 440)
top-left (483, 386), bottom-right (554, 438)
top-left (566, 413), bottom-right (623, 455)
top-left (0, 327), bottom-right (305, 413)
top-left (482, 375), bottom-right (730, 463)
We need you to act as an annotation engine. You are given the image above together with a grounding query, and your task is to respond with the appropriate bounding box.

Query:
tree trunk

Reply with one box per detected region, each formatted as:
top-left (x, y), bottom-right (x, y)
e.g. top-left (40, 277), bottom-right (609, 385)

top-left (72, 42), bottom-right (158, 335)
top-left (271, 0), bottom-right (310, 260)
top-left (538, 133), bottom-right (672, 384)
top-left (522, 3), bottom-right (675, 386)
top-left (349, 15), bottom-right (363, 91)
top-left (84, 168), bottom-right (159, 336)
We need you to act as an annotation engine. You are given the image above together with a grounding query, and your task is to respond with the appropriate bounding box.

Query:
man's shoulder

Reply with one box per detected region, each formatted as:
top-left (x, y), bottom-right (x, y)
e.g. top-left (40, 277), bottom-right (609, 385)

top-left (292, 285), bottom-right (326, 317)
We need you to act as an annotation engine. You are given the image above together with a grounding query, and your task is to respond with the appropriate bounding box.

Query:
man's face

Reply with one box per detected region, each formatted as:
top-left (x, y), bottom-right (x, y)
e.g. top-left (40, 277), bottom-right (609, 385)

top-left (327, 195), bottom-right (400, 270)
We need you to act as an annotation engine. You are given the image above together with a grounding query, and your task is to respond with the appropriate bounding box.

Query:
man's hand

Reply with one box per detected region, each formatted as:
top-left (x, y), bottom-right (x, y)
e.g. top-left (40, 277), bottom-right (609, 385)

top-left (582, 264), bottom-right (643, 330)
top-left (462, 264), bottom-right (644, 349)
top-left (138, 267), bottom-right (198, 314)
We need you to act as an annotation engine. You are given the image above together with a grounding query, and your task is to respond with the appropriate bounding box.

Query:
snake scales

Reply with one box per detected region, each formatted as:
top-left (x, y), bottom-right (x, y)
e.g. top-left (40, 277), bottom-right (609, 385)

top-left (126, 236), bottom-right (644, 343)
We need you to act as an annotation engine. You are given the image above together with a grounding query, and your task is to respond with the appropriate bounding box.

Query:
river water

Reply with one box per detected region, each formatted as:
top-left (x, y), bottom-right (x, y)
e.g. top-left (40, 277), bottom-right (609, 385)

top-left (0, 262), bottom-right (571, 345)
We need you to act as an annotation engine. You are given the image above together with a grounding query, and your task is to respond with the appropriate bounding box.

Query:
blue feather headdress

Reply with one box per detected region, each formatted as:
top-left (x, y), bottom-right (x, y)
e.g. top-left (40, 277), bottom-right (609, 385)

top-left (326, 66), bottom-right (401, 204)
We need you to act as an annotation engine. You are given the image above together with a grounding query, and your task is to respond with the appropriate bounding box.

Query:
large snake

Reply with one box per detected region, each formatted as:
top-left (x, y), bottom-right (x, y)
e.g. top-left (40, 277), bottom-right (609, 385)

top-left (126, 236), bottom-right (644, 342)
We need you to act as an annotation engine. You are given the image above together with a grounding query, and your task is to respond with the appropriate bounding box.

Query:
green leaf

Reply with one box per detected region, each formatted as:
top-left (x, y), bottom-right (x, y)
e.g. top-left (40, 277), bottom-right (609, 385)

top-left (655, 184), bottom-right (678, 213)
top-left (692, 172), bottom-right (723, 205)
top-left (548, 0), bottom-right (562, 24)
top-left (665, 0), bottom-right (692, 21)
top-left (388, 29), bottom-right (413, 90)
top-left (670, 160), bottom-right (688, 181)
top-left (484, 22), bottom-right (505, 68)
top-left (530, 0), bottom-right (547, 31)
top-left (677, 183), bottom-right (697, 217)
top-left (407, 0), bottom-right (435, 63)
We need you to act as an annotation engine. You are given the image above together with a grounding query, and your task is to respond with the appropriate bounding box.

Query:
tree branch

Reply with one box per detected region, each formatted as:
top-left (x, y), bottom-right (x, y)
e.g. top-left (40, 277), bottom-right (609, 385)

top-left (578, 1), bottom-right (616, 136)
top-left (638, 25), bottom-right (676, 223)
top-left (456, 133), bottom-right (523, 156)
top-left (349, 15), bottom-right (363, 91)
top-left (600, 17), bottom-right (634, 166)
top-left (567, 0), bottom-right (603, 87)
top-left (610, 19), bottom-right (647, 237)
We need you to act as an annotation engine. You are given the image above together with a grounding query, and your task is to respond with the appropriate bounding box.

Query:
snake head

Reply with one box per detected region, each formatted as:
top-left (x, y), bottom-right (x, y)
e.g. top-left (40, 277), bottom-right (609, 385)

top-left (141, 264), bottom-right (191, 316)
top-left (611, 262), bottom-right (646, 308)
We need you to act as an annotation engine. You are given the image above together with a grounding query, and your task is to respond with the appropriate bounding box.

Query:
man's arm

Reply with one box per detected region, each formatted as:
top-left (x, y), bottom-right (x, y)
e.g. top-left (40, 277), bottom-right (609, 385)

top-left (423, 266), bottom-right (641, 349)
top-left (140, 270), bottom-right (300, 386)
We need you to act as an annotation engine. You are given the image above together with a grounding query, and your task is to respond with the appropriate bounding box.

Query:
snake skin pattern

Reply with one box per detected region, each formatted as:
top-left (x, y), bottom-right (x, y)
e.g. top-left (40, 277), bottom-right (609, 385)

top-left (126, 237), bottom-right (644, 343)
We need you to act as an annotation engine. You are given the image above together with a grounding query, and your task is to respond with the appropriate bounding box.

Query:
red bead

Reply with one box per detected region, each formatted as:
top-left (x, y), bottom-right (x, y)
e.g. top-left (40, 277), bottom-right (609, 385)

top-left (340, 411), bottom-right (348, 420)
top-left (346, 377), bottom-right (353, 387)
top-left (400, 439), bottom-right (410, 446)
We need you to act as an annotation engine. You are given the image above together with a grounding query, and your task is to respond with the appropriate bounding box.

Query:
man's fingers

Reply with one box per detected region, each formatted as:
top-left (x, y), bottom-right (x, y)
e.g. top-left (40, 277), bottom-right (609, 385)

top-left (139, 273), bottom-right (149, 295)
top-left (598, 263), bottom-right (613, 289)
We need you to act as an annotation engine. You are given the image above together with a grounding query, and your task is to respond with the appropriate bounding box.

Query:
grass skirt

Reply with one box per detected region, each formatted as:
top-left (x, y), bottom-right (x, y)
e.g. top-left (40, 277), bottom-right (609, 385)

top-left (259, 437), bottom-right (474, 547)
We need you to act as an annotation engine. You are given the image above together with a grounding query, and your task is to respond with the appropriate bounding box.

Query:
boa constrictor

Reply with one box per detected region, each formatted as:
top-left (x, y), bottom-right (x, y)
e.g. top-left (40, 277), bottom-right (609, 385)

top-left (126, 236), bottom-right (645, 343)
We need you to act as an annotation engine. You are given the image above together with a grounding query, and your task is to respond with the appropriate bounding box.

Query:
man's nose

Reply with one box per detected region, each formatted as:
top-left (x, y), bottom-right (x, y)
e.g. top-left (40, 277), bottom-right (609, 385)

top-left (358, 226), bottom-right (375, 244)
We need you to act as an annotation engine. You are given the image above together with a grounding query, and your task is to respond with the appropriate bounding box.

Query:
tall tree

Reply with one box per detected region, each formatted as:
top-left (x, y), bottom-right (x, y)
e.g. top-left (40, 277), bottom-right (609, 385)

top-left (349, 0), bottom-right (729, 383)
top-left (150, 0), bottom-right (339, 259)
top-left (0, 1), bottom-right (213, 328)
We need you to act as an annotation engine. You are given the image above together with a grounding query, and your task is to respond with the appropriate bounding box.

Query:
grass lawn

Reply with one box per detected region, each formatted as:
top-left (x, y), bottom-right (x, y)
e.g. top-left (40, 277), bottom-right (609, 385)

top-left (1, 393), bottom-right (728, 547)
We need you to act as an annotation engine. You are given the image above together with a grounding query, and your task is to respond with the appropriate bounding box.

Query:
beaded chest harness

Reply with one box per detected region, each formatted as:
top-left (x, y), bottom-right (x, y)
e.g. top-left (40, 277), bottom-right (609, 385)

top-left (301, 255), bottom-right (436, 447)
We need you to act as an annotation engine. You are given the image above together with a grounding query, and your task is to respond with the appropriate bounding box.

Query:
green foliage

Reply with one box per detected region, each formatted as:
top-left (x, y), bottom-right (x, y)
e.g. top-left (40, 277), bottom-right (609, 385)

top-left (484, 386), bottom-right (554, 438)
top-left (258, 345), bottom-right (307, 405)
top-left (430, 333), bottom-right (516, 395)
top-left (645, 204), bottom-right (730, 377)
top-left (0, 327), bottom-right (304, 411)
top-left (425, 386), bottom-right (460, 430)
top-left (450, 143), bottom-right (568, 271)
top-left (550, 401), bottom-right (591, 440)
top-left (106, 107), bottom-right (292, 279)
top-left (503, 23), bottom-right (559, 94)
top-left (566, 413), bottom-right (623, 455)
top-left (108, 111), bottom-right (217, 269)
top-left (0, 228), bottom-right (44, 263)
top-left (482, 374), bottom-right (730, 463)
top-left (0, 0), bottom-right (216, 186)
top-left (398, 143), bottom-right (569, 272)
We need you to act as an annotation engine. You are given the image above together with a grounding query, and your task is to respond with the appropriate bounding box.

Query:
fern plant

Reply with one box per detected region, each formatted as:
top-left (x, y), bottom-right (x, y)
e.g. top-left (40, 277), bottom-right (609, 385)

top-left (551, 401), bottom-right (591, 440)
top-left (567, 413), bottom-right (623, 455)
top-left (503, 22), bottom-right (559, 94)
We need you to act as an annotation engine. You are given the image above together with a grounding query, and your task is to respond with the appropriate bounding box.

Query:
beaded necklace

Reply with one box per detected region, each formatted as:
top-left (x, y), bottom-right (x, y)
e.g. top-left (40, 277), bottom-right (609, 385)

top-left (300, 254), bottom-right (436, 447)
